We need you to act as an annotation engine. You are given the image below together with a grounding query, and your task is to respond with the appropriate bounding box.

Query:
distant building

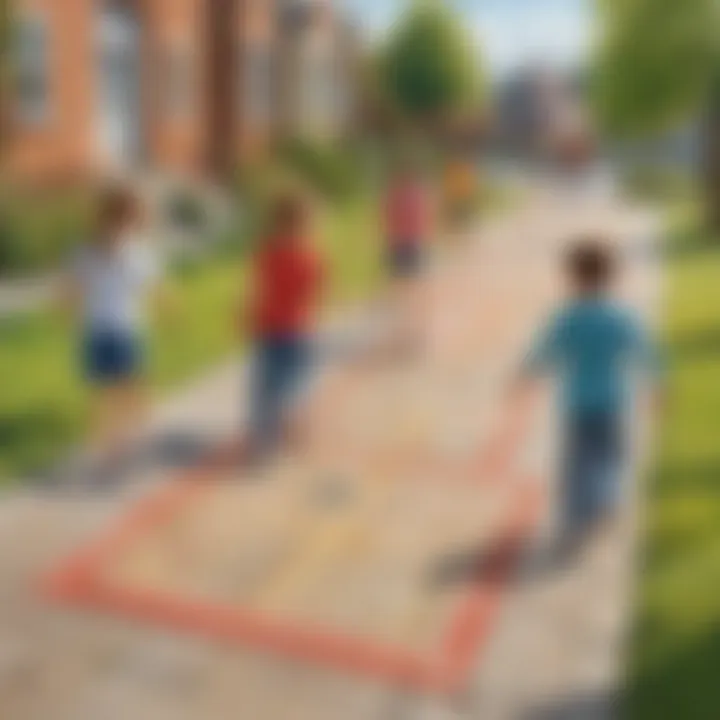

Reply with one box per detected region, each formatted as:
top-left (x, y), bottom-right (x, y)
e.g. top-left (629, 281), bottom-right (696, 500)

top-left (491, 69), bottom-right (547, 156)
top-left (490, 66), bottom-right (592, 160)
top-left (3, 0), bottom-right (357, 183)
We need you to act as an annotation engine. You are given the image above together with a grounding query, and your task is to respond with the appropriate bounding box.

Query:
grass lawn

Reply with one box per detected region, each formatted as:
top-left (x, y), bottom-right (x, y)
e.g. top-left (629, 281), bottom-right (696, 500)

top-left (0, 196), bottom-right (382, 482)
top-left (625, 214), bottom-right (720, 719)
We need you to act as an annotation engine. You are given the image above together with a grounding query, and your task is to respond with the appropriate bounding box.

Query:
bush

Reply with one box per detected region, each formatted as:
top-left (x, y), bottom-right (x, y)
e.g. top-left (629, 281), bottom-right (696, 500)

top-left (278, 139), bottom-right (362, 201)
top-left (165, 188), bottom-right (208, 232)
top-left (0, 190), bottom-right (93, 276)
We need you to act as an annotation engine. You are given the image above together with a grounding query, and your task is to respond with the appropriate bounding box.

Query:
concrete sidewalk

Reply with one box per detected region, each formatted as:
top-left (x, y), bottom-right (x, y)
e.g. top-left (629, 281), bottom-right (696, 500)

top-left (0, 192), bottom-right (660, 720)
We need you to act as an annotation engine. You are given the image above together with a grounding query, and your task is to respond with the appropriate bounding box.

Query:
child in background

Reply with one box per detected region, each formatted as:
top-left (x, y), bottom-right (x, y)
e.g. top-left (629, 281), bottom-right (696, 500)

top-left (517, 238), bottom-right (662, 558)
top-left (443, 156), bottom-right (478, 232)
top-left (242, 193), bottom-right (325, 460)
top-left (65, 185), bottom-right (162, 477)
top-left (383, 163), bottom-right (434, 353)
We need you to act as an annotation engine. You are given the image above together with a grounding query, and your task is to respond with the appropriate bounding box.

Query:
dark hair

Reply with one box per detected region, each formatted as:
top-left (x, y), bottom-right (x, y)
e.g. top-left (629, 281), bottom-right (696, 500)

top-left (96, 185), bottom-right (142, 235)
top-left (566, 237), bottom-right (617, 290)
top-left (271, 191), bottom-right (310, 234)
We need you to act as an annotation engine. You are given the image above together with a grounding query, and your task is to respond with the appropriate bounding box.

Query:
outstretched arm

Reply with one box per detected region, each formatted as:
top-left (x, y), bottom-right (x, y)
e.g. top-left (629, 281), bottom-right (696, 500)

top-left (509, 312), bottom-right (564, 397)
top-left (522, 312), bottom-right (564, 375)
top-left (56, 251), bottom-right (85, 322)
top-left (628, 317), bottom-right (666, 413)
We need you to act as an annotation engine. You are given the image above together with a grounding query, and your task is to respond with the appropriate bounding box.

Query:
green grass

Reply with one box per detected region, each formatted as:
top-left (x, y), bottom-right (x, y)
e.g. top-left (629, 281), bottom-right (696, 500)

top-left (625, 213), bottom-right (720, 719)
top-left (0, 196), bottom-right (381, 482)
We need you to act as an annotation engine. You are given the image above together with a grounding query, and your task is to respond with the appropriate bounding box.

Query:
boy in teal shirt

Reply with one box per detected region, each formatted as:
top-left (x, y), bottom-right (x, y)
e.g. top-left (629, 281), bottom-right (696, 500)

top-left (519, 238), bottom-right (662, 555)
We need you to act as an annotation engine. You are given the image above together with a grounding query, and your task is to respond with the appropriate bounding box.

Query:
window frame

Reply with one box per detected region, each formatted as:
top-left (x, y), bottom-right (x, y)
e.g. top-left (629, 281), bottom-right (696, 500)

top-left (242, 43), bottom-right (274, 126)
top-left (13, 13), bottom-right (52, 127)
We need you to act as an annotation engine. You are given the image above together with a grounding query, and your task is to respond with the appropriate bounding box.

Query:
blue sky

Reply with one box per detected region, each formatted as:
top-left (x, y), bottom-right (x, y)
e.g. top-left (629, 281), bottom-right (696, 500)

top-left (341, 0), bottom-right (592, 77)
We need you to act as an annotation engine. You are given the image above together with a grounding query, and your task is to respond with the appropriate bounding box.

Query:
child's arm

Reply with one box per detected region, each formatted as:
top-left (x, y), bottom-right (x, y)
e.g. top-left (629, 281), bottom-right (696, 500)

top-left (56, 252), bottom-right (85, 321)
top-left (143, 248), bottom-right (178, 325)
top-left (628, 317), bottom-right (666, 412)
top-left (633, 322), bottom-right (664, 376)
top-left (522, 312), bottom-right (564, 375)
top-left (510, 312), bottom-right (564, 396)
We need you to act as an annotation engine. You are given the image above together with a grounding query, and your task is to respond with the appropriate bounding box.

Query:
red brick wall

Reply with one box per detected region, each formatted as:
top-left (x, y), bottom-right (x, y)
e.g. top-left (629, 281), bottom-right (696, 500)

top-left (142, 0), bottom-right (208, 174)
top-left (8, 0), bottom-right (210, 181)
top-left (206, 0), bottom-right (276, 177)
top-left (236, 0), bottom-right (275, 163)
top-left (8, 0), bottom-right (94, 181)
top-left (6, 0), bottom-right (276, 182)
top-left (205, 0), bottom-right (236, 178)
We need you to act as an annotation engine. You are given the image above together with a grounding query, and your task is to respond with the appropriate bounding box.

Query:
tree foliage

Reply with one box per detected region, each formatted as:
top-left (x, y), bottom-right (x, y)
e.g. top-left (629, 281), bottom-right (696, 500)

top-left (593, 0), bottom-right (720, 137)
top-left (375, 0), bottom-right (485, 126)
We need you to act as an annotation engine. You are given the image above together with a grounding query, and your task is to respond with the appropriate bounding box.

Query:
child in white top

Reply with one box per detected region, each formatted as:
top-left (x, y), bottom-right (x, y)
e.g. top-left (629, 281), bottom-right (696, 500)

top-left (65, 185), bottom-right (162, 475)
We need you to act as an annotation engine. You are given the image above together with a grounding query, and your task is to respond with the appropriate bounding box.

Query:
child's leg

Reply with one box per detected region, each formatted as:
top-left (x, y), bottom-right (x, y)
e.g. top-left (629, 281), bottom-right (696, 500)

top-left (248, 340), bottom-right (285, 457)
top-left (560, 421), bottom-right (594, 541)
top-left (561, 414), bottom-right (624, 542)
top-left (395, 263), bottom-right (428, 353)
top-left (270, 337), bottom-right (311, 452)
top-left (117, 379), bottom-right (150, 449)
top-left (409, 271), bottom-right (431, 348)
top-left (88, 386), bottom-right (126, 461)
top-left (84, 329), bottom-right (147, 467)
top-left (587, 414), bottom-right (625, 523)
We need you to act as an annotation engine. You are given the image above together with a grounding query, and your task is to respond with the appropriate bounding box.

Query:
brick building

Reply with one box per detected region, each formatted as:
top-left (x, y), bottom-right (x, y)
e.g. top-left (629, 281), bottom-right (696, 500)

top-left (276, 0), bottom-right (358, 140)
top-left (4, 0), bottom-right (354, 183)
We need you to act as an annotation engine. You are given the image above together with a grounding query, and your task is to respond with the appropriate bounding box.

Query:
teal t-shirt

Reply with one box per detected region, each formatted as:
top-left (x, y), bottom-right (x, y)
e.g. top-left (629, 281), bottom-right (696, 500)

top-left (523, 298), bottom-right (661, 416)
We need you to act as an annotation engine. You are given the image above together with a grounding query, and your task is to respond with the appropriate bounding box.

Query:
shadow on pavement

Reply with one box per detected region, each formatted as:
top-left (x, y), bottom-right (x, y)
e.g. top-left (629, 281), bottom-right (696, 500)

top-left (520, 689), bottom-right (615, 720)
top-left (427, 533), bottom-right (586, 590)
top-left (27, 429), bottom-right (221, 498)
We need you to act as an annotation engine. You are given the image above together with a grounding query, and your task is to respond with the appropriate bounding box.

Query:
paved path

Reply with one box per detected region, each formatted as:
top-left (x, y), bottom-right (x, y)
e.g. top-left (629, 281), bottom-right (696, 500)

top-left (0, 190), bottom-right (660, 720)
top-left (0, 274), bottom-right (60, 318)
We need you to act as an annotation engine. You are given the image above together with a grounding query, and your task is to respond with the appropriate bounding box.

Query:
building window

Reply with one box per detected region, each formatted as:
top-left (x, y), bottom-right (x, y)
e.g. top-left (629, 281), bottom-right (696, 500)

top-left (165, 45), bottom-right (194, 119)
top-left (242, 45), bottom-right (273, 124)
top-left (299, 45), bottom-right (334, 131)
top-left (14, 16), bottom-right (51, 126)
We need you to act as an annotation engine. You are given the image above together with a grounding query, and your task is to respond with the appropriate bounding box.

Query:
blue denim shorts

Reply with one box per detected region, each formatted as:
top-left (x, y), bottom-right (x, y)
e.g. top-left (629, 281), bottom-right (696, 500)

top-left (83, 328), bottom-right (144, 384)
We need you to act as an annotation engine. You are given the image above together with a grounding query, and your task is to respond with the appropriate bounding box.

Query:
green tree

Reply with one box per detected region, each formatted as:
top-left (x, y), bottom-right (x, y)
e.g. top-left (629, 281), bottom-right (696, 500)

top-left (375, 0), bottom-right (485, 131)
top-left (593, 0), bottom-right (720, 225)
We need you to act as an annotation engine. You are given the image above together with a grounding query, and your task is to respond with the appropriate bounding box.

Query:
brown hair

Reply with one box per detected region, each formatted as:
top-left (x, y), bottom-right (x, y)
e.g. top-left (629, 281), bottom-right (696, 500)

top-left (96, 185), bottom-right (143, 237)
top-left (565, 237), bottom-right (617, 291)
top-left (271, 191), bottom-right (311, 236)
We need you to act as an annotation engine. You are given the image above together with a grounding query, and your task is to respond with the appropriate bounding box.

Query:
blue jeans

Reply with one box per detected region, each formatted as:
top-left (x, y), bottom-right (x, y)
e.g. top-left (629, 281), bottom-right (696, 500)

top-left (562, 412), bottom-right (624, 533)
top-left (249, 336), bottom-right (311, 452)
